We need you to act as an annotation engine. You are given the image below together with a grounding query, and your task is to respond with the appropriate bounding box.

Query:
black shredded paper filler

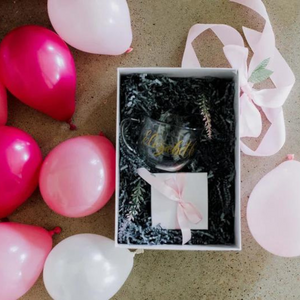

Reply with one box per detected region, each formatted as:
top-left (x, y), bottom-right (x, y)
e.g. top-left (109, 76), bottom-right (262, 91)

top-left (118, 73), bottom-right (236, 246)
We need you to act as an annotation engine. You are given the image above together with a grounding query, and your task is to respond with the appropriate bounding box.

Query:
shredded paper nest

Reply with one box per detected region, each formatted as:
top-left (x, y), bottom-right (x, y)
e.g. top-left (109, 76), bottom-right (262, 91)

top-left (118, 74), bottom-right (236, 246)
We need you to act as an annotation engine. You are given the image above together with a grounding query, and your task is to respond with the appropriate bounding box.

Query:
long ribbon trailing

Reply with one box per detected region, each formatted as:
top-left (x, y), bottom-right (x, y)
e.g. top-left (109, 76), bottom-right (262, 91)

top-left (182, 0), bottom-right (295, 156)
top-left (137, 168), bottom-right (202, 245)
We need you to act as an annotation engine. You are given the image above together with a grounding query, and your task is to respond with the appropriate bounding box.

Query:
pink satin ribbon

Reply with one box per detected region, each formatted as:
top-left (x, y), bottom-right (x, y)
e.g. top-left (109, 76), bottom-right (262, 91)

top-left (182, 0), bottom-right (295, 156)
top-left (137, 168), bottom-right (203, 245)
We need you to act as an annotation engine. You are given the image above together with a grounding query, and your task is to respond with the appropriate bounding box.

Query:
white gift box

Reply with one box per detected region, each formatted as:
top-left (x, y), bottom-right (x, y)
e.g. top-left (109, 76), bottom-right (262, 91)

top-left (151, 173), bottom-right (208, 230)
top-left (115, 67), bottom-right (241, 251)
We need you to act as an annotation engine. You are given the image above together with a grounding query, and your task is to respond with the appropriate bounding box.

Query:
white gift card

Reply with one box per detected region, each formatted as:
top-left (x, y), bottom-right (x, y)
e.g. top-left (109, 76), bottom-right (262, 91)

top-left (151, 173), bottom-right (208, 230)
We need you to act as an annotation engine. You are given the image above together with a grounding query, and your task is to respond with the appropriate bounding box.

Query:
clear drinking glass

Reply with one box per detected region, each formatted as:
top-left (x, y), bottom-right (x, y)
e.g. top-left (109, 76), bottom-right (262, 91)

top-left (121, 116), bottom-right (199, 172)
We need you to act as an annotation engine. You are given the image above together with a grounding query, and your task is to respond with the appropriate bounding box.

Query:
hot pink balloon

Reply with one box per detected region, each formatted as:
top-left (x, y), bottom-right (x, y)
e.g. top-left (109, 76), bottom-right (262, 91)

top-left (0, 222), bottom-right (60, 300)
top-left (39, 134), bottom-right (115, 217)
top-left (48, 0), bottom-right (133, 55)
top-left (0, 25), bottom-right (76, 125)
top-left (247, 157), bottom-right (300, 257)
top-left (0, 81), bottom-right (7, 125)
top-left (0, 126), bottom-right (43, 219)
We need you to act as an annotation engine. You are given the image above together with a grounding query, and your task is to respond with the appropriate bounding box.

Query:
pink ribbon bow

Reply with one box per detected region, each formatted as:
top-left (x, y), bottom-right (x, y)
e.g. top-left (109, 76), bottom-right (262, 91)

top-left (182, 0), bottom-right (295, 156)
top-left (137, 168), bottom-right (203, 245)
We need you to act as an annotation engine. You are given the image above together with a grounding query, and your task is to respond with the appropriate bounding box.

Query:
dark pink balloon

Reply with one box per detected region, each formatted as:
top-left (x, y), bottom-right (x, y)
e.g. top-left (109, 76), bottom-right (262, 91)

top-left (39, 135), bottom-right (115, 217)
top-left (0, 222), bottom-right (59, 300)
top-left (0, 81), bottom-right (7, 125)
top-left (0, 25), bottom-right (76, 122)
top-left (0, 126), bottom-right (43, 218)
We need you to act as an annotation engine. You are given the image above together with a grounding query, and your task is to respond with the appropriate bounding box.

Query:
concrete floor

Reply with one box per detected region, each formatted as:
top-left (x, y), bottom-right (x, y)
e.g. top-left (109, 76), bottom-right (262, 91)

top-left (0, 0), bottom-right (300, 299)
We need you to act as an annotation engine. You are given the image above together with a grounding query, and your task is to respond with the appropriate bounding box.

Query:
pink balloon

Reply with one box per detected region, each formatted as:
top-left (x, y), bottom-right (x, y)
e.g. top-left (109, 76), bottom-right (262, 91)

top-left (0, 222), bottom-right (60, 300)
top-left (0, 81), bottom-right (7, 125)
top-left (0, 25), bottom-right (76, 123)
top-left (247, 159), bottom-right (300, 257)
top-left (40, 134), bottom-right (116, 217)
top-left (0, 126), bottom-right (43, 219)
top-left (48, 0), bottom-right (132, 55)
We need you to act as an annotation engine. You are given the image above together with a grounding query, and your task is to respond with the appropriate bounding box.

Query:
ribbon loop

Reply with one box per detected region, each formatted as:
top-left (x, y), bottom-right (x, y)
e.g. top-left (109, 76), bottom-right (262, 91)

top-left (182, 0), bottom-right (295, 157)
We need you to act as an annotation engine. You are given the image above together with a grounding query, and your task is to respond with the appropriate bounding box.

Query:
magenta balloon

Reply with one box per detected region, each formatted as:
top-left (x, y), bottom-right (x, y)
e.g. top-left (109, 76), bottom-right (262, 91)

top-left (40, 135), bottom-right (116, 217)
top-left (247, 160), bottom-right (300, 257)
top-left (0, 222), bottom-right (54, 300)
top-left (0, 81), bottom-right (7, 125)
top-left (0, 126), bottom-right (43, 219)
top-left (0, 25), bottom-right (76, 121)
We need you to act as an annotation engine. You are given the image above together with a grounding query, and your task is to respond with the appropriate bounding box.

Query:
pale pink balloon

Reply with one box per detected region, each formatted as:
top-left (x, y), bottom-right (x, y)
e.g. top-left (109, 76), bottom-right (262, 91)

top-left (48, 0), bottom-right (133, 55)
top-left (0, 222), bottom-right (60, 300)
top-left (0, 126), bottom-right (43, 219)
top-left (247, 159), bottom-right (300, 257)
top-left (0, 81), bottom-right (7, 125)
top-left (39, 135), bottom-right (116, 217)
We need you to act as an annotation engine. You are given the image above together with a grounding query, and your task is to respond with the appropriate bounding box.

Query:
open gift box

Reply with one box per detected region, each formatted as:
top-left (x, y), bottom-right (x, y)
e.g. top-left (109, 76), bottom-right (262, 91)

top-left (115, 68), bottom-right (241, 251)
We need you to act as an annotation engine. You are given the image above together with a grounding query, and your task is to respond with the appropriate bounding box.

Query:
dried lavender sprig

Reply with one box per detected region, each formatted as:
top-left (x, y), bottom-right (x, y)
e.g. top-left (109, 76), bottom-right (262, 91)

top-left (197, 94), bottom-right (212, 139)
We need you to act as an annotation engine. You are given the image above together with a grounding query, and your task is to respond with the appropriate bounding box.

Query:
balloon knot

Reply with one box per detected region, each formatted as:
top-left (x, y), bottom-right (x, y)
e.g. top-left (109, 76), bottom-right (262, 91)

top-left (287, 154), bottom-right (295, 161)
top-left (125, 47), bottom-right (133, 54)
top-left (133, 249), bottom-right (144, 257)
top-left (49, 227), bottom-right (62, 237)
top-left (67, 119), bottom-right (77, 131)
top-left (99, 131), bottom-right (105, 137)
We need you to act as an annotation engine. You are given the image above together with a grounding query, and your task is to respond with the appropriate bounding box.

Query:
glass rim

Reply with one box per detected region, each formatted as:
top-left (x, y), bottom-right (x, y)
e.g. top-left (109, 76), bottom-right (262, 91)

top-left (144, 116), bottom-right (201, 132)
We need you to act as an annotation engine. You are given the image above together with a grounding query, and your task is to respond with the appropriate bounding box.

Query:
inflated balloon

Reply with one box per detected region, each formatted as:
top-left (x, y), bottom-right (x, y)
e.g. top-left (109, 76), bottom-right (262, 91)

top-left (247, 157), bottom-right (300, 257)
top-left (0, 25), bottom-right (76, 126)
top-left (44, 234), bottom-right (133, 300)
top-left (0, 222), bottom-right (61, 300)
top-left (0, 81), bottom-right (7, 125)
top-left (48, 0), bottom-right (132, 55)
top-left (0, 126), bottom-right (42, 218)
top-left (39, 134), bottom-right (115, 217)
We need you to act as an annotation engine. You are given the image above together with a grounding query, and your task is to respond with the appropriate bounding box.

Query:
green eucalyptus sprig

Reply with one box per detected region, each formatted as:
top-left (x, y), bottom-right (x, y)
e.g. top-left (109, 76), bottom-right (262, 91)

top-left (126, 179), bottom-right (146, 221)
top-left (248, 57), bottom-right (273, 84)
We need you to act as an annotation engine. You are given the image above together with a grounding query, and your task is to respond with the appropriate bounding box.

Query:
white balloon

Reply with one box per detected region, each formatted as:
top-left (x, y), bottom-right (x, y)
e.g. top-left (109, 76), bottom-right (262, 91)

top-left (43, 234), bottom-right (134, 300)
top-left (47, 0), bottom-right (133, 55)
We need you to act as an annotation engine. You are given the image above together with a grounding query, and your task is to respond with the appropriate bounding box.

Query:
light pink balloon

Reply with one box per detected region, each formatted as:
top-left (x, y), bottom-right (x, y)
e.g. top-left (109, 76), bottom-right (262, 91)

top-left (0, 222), bottom-right (59, 300)
top-left (39, 135), bottom-right (116, 217)
top-left (47, 0), bottom-right (132, 55)
top-left (247, 159), bottom-right (300, 257)
top-left (0, 81), bottom-right (7, 125)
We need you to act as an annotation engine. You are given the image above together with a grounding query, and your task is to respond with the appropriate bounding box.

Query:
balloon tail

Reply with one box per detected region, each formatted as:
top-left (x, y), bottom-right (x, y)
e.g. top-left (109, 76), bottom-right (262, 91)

top-left (48, 227), bottom-right (62, 237)
top-left (287, 154), bottom-right (295, 160)
top-left (99, 131), bottom-right (105, 137)
top-left (133, 249), bottom-right (144, 257)
top-left (125, 47), bottom-right (133, 54)
top-left (67, 119), bottom-right (77, 131)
